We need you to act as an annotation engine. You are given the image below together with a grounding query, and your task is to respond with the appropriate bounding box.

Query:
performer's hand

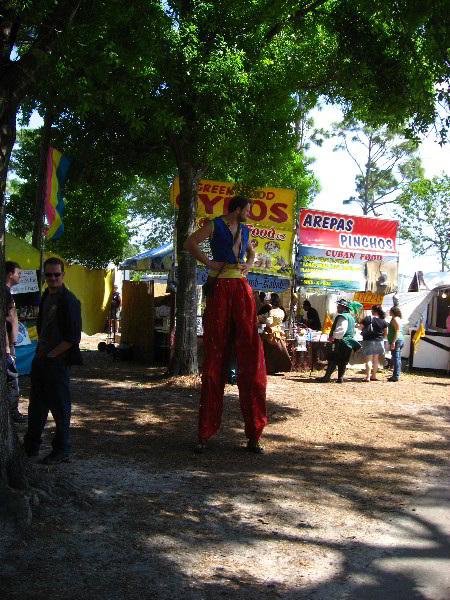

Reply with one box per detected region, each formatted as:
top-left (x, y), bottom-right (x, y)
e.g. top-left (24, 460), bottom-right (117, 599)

top-left (207, 260), bottom-right (226, 271)
top-left (239, 263), bottom-right (249, 276)
top-left (390, 342), bottom-right (395, 350)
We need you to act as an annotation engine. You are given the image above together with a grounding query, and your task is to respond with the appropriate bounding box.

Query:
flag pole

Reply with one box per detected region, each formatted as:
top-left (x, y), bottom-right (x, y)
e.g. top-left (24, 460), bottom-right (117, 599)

top-left (32, 109), bottom-right (53, 295)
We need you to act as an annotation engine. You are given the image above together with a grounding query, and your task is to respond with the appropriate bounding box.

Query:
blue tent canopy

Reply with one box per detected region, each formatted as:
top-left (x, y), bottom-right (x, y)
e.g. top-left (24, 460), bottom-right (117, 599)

top-left (120, 242), bottom-right (173, 271)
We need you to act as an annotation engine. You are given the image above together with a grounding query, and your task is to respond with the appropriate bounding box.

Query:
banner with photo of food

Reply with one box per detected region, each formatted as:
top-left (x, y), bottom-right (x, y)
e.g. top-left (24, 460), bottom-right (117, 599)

top-left (169, 176), bottom-right (296, 277)
top-left (296, 239), bottom-right (399, 291)
top-left (196, 216), bottom-right (293, 276)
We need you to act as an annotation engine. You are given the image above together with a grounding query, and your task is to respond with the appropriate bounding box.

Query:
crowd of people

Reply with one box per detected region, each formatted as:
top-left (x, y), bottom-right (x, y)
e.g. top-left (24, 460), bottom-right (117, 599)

top-left (319, 301), bottom-right (405, 384)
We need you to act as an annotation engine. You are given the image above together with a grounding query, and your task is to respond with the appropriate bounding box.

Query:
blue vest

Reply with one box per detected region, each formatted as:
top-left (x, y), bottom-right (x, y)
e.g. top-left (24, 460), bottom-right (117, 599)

top-left (210, 217), bottom-right (249, 263)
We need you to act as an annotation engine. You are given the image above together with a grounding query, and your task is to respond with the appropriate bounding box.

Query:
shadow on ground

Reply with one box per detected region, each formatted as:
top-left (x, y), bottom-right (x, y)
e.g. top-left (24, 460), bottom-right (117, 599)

top-left (3, 349), bottom-right (449, 599)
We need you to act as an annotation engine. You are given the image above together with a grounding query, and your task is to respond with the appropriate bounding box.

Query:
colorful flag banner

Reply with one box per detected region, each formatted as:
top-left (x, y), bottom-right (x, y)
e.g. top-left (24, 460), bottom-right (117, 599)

top-left (45, 146), bottom-right (71, 241)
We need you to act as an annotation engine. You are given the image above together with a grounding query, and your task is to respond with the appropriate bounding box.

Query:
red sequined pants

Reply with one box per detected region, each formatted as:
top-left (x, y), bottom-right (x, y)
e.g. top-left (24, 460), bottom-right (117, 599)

top-left (199, 278), bottom-right (267, 442)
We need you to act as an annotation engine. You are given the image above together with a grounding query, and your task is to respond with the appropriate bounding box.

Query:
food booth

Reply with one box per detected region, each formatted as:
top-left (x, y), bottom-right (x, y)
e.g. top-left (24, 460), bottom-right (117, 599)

top-left (292, 209), bottom-right (400, 372)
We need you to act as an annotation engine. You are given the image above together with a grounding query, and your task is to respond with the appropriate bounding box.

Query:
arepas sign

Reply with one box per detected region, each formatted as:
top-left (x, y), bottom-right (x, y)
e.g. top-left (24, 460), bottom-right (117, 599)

top-left (298, 209), bottom-right (399, 255)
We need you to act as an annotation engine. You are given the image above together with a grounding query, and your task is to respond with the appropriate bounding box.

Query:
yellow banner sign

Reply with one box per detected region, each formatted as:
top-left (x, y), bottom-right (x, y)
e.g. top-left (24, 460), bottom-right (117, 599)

top-left (196, 216), bottom-right (293, 276)
top-left (170, 177), bottom-right (295, 231)
top-left (353, 291), bottom-right (384, 309)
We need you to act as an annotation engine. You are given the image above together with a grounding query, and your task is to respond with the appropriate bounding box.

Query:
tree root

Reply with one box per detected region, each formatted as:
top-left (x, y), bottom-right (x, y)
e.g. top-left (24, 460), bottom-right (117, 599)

top-left (0, 474), bottom-right (90, 532)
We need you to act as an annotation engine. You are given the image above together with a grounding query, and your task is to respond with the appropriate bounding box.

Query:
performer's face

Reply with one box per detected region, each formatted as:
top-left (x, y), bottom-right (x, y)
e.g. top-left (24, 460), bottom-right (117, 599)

top-left (237, 202), bottom-right (251, 223)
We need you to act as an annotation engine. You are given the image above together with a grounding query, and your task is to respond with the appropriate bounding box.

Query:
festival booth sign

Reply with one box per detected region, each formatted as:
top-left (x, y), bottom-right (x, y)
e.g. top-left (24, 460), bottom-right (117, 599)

top-left (352, 291), bottom-right (385, 310)
top-left (170, 177), bottom-right (295, 278)
top-left (296, 209), bottom-right (399, 291)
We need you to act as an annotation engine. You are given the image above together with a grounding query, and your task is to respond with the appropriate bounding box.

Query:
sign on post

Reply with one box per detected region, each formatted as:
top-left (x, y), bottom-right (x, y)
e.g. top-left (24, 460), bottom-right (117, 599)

top-left (11, 270), bottom-right (39, 294)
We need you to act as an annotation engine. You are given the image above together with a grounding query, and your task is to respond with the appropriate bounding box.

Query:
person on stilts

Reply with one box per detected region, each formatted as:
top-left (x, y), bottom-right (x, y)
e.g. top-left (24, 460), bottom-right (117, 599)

top-left (319, 299), bottom-right (358, 383)
top-left (184, 195), bottom-right (267, 454)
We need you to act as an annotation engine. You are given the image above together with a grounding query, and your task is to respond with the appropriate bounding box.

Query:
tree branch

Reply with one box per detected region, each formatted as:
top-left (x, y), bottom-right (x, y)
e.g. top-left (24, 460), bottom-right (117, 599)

top-left (1, 0), bottom-right (83, 107)
top-left (265, 0), bottom-right (329, 44)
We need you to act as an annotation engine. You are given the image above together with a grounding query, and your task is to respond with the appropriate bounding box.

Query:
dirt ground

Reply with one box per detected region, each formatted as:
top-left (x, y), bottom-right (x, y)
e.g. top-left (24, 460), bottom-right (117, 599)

top-left (1, 333), bottom-right (449, 599)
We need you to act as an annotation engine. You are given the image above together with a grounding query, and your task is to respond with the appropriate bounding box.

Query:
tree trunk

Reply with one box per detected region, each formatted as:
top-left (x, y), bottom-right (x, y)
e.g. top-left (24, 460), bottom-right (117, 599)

top-left (169, 141), bottom-right (200, 375)
top-left (0, 0), bottom-right (83, 525)
top-left (32, 109), bottom-right (53, 250)
top-left (0, 101), bottom-right (40, 523)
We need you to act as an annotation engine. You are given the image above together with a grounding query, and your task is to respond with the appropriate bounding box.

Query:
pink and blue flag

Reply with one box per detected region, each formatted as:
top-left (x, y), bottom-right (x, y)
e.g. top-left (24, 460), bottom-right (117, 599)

top-left (45, 146), bottom-right (71, 240)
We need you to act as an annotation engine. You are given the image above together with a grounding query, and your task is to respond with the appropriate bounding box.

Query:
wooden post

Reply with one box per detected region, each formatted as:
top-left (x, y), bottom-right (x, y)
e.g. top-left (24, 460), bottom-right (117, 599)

top-left (120, 280), bottom-right (154, 362)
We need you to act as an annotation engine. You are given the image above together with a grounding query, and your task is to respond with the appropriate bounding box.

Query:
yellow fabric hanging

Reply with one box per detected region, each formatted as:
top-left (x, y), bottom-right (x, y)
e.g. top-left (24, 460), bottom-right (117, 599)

top-left (412, 322), bottom-right (425, 353)
top-left (322, 313), bottom-right (333, 335)
top-left (5, 232), bottom-right (113, 335)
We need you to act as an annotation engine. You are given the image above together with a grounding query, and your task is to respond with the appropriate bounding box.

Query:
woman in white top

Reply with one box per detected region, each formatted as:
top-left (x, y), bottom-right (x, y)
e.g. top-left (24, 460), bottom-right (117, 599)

top-left (258, 295), bottom-right (291, 375)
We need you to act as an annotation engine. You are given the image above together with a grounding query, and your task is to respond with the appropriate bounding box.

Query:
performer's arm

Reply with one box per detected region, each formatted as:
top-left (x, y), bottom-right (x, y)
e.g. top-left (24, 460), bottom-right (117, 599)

top-left (184, 220), bottom-right (225, 271)
top-left (240, 243), bottom-right (255, 276)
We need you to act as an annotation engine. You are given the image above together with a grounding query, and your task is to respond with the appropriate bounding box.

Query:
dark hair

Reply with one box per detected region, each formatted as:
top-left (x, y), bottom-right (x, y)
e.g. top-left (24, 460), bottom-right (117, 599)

top-left (390, 306), bottom-right (402, 318)
top-left (271, 296), bottom-right (281, 308)
top-left (44, 257), bottom-right (65, 272)
top-left (372, 304), bottom-right (385, 319)
top-left (5, 261), bottom-right (20, 275)
top-left (228, 195), bottom-right (251, 214)
top-left (303, 300), bottom-right (311, 308)
top-left (259, 291), bottom-right (266, 301)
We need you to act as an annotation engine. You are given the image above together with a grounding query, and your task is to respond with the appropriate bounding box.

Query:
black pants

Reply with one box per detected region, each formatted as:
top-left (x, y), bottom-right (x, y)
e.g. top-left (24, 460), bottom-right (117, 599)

top-left (8, 345), bottom-right (20, 412)
top-left (24, 356), bottom-right (71, 455)
top-left (329, 340), bottom-right (352, 371)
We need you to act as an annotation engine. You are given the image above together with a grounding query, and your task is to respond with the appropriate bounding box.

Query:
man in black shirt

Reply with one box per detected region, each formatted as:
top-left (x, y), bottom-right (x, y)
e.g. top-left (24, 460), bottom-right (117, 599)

top-left (303, 300), bottom-right (322, 330)
top-left (23, 257), bottom-right (82, 464)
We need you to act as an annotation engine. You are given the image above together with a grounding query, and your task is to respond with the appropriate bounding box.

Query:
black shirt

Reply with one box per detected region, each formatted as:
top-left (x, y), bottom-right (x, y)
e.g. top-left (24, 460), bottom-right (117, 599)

top-left (5, 286), bottom-right (14, 336)
top-left (306, 307), bottom-right (322, 331)
top-left (361, 316), bottom-right (388, 341)
top-left (111, 291), bottom-right (121, 308)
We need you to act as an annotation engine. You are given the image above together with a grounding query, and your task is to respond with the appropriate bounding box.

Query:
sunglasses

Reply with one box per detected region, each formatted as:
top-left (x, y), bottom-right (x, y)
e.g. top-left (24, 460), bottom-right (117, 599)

top-left (45, 272), bottom-right (62, 278)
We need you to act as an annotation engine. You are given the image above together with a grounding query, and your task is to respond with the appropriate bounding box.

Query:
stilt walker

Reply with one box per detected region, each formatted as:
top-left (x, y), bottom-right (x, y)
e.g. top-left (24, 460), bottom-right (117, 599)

top-left (184, 195), bottom-right (267, 453)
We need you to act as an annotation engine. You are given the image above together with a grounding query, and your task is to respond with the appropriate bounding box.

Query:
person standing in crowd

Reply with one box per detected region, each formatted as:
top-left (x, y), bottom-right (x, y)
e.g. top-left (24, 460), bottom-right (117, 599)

top-left (387, 306), bottom-right (404, 382)
top-left (23, 257), bottom-right (82, 464)
top-left (319, 299), bottom-right (359, 383)
top-left (303, 299), bottom-right (322, 330)
top-left (5, 261), bottom-right (27, 423)
top-left (257, 291), bottom-right (272, 316)
top-left (258, 294), bottom-right (291, 375)
top-left (258, 292), bottom-right (286, 321)
top-left (184, 195), bottom-right (267, 454)
top-left (110, 284), bottom-right (121, 334)
top-left (360, 305), bottom-right (389, 382)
